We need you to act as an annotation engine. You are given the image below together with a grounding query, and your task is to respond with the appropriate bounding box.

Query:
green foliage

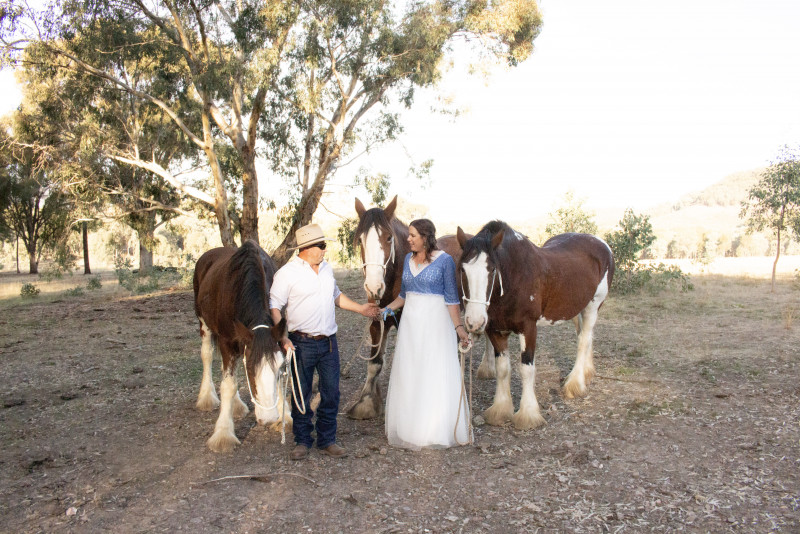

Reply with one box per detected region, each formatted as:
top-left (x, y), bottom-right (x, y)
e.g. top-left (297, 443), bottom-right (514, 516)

top-left (612, 263), bottom-right (693, 295)
top-left (86, 275), bottom-right (102, 290)
top-left (63, 286), bottom-right (84, 297)
top-left (544, 191), bottom-right (598, 237)
top-left (114, 255), bottom-right (186, 293)
top-left (605, 209), bottom-right (656, 270)
top-left (336, 218), bottom-right (359, 265)
top-left (20, 283), bottom-right (40, 298)
top-left (741, 145), bottom-right (800, 241)
top-left (606, 209), bottom-right (691, 295)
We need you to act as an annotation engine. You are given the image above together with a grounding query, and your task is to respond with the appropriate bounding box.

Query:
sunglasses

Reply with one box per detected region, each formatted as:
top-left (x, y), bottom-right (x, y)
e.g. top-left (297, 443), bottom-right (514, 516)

top-left (310, 242), bottom-right (327, 250)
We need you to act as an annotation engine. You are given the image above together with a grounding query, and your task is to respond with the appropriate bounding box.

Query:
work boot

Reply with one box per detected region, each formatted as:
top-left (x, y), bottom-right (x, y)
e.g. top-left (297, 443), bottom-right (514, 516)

top-left (290, 444), bottom-right (309, 461)
top-left (320, 443), bottom-right (347, 458)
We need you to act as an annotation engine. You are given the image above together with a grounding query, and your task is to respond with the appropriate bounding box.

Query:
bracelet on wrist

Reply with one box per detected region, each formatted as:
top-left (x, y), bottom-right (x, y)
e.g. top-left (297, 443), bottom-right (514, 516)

top-left (455, 324), bottom-right (465, 331)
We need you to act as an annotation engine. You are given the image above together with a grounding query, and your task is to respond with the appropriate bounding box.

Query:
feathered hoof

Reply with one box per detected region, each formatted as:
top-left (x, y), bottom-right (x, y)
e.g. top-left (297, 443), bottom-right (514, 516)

top-left (269, 418), bottom-right (292, 432)
top-left (483, 403), bottom-right (513, 426)
top-left (346, 395), bottom-right (380, 420)
top-left (233, 397), bottom-right (250, 419)
top-left (207, 430), bottom-right (240, 453)
top-left (476, 363), bottom-right (497, 380)
top-left (512, 408), bottom-right (546, 430)
top-left (196, 392), bottom-right (220, 412)
top-left (562, 378), bottom-right (588, 400)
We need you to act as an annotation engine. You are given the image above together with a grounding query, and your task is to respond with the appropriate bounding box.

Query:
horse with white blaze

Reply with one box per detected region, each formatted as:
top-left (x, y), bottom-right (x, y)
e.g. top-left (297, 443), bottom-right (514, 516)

top-left (348, 196), bottom-right (497, 419)
top-left (193, 240), bottom-right (290, 452)
top-left (456, 221), bottom-right (615, 430)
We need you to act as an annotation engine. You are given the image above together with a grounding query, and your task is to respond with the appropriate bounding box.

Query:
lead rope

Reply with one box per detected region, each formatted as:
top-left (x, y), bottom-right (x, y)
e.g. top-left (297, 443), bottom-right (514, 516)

top-left (454, 334), bottom-right (474, 446)
top-left (246, 325), bottom-right (305, 445)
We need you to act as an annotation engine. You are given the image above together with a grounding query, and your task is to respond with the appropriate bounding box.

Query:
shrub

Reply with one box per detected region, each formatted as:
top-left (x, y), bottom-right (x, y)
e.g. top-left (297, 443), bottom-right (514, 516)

top-left (86, 276), bottom-right (102, 290)
top-left (63, 287), bottom-right (84, 297)
top-left (20, 283), bottom-right (40, 298)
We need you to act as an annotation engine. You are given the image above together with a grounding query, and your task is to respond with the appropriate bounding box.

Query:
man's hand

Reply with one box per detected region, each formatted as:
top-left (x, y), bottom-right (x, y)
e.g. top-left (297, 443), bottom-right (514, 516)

top-left (281, 337), bottom-right (295, 354)
top-left (361, 302), bottom-right (380, 320)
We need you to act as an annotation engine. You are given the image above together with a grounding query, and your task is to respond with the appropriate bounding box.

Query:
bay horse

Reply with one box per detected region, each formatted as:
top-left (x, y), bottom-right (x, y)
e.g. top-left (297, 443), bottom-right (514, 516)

top-left (193, 240), bottom-right (289, 452)
top-left (456, 221), bottom-right (614, 430)
top-left (348, 195), bottom-right (495, 419)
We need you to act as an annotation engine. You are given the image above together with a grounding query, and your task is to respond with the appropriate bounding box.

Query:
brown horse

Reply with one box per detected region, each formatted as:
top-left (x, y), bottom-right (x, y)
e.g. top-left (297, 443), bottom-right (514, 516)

top-left (193, 240), bottom-right (288, 452)
top-left (348, 196), bottom-right (495, 419)
top-left (457, 221), bottom-right (615, 430)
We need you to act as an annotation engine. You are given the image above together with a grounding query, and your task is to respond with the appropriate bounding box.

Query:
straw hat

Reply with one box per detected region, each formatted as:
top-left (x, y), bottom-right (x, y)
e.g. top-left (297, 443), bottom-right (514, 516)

top-left (292, 223), bottom-right (333, 249)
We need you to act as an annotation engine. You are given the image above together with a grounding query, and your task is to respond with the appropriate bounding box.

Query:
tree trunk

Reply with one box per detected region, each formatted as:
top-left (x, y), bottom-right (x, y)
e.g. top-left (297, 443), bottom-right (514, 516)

top-left (271, 181), bottom-right (326, 267)
top-left (82, 221), bottom-right (91, 275)
top-left (240, 153), bottom-right (259, 244)
top-left (138, 214), bottom-right (156, 274)
top-left (26, 239), bottom-right (38, 274)
top-left (771, 226), bottom-right (780, 293)
top-left (15, 235), bottom-right (20, 274)
top-left (202, 110), bottom-right (236, 248)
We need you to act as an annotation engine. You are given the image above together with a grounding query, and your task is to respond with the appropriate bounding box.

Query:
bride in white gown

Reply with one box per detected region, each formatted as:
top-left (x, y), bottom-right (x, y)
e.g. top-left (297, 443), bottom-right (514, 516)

top-left (381, 219), bottom-right (472, 449)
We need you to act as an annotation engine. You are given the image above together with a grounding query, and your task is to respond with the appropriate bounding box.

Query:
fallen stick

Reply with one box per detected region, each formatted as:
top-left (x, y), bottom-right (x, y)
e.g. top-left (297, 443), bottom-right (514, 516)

top-left (195, 472), bottom-right (318, 487)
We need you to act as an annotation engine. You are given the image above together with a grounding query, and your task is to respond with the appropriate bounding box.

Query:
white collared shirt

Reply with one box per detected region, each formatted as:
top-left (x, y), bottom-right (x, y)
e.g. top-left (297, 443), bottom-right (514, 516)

top-left (269, 256), bottom-right (342, 336)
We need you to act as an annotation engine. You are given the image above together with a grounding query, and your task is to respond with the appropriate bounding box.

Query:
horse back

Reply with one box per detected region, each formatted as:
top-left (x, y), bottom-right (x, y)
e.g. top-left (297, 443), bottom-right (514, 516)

top-left (535, 233), bottom-right (614, 315)
top-left (193, 247), bottom-right (236, 320)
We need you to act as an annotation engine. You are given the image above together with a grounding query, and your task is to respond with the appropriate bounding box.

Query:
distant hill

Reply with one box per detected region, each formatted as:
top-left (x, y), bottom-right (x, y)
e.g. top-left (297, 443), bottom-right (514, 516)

top-left (644, 168), bottom-right (800, 258)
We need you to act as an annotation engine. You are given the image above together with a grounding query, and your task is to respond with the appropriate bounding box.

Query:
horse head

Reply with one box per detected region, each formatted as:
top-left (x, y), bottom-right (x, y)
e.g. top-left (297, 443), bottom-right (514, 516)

top-left (457, 223), bottom-right (505, 334)
top-left (234, 317), bottom-right (288, 426)
top-left (355, 195), bottom-right (398, 300)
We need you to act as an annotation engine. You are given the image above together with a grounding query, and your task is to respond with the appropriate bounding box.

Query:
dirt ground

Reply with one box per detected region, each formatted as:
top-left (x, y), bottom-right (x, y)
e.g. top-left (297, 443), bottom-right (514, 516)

top-left (1, 269), bottom-right (799, 533)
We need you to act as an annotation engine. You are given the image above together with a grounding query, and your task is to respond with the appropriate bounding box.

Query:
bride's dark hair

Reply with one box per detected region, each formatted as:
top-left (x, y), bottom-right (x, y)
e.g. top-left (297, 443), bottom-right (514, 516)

top-left (410, 219), bottom-right (438, 263)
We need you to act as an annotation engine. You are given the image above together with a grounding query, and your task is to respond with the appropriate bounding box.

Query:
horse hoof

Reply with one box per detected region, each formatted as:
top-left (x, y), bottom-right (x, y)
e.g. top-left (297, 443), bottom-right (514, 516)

top-left (346, 397), bottom-right (379, 420)
top-left (483, 404), bottom-right (513, 426)
top-left (233, 400), bottom-right (250, 419)
top-left (196, 397), bottom-right (220, 411)
top-left (562, 380), bottom-right (587, 400)
top-left (475, 366), bottom-right (496, 380)
top-left (512, 410), bottom-right (546, 430)
top-left (207, 432), bottom-right (240, 453)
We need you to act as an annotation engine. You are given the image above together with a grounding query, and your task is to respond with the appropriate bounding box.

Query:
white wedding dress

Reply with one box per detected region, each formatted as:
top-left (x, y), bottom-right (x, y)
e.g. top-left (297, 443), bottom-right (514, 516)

top-left (385, 251), bottom-right (472, 449)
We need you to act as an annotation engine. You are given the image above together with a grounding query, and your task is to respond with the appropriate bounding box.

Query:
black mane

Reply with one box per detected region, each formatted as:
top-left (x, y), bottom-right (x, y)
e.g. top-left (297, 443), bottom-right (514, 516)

top-left (354, 207), bottom-right (392, 244)
top-left (229, 240), bottom-right (277, 365)
top-left (461, 220), bottom-right (512, 264)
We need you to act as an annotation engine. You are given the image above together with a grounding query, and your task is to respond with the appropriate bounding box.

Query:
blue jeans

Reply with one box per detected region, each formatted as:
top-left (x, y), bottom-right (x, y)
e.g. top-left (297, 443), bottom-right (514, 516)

top-left (288, 333), bottom-right (340, 449)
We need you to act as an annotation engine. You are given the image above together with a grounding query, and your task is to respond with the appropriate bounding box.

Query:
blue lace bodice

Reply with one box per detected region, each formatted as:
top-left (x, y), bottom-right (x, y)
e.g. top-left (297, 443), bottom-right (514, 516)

top-left (399, 252), bottom-right (459, 305)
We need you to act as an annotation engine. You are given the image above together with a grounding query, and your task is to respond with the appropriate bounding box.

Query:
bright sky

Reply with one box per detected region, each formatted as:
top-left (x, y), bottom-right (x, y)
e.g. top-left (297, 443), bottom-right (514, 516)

top-left (3, 0), bottom-right (799, 227)
top-left (347, 0), bottom-right (800, 224)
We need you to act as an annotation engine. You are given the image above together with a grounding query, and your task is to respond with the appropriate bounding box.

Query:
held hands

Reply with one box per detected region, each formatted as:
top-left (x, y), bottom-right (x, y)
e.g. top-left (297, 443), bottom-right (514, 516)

top-left (361, 302), bottom-right (380, 320)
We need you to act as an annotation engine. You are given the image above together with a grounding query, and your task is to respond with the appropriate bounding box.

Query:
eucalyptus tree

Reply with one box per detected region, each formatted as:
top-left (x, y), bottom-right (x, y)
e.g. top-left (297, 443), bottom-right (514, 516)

top-left (741, 145), bottom-right (800, 291)
top-left (3, 0), bottom-right (543, 259)
top-left (0, 111), bottom-right (73, 274)
top-left (264, 0), bottom-right (544, 264)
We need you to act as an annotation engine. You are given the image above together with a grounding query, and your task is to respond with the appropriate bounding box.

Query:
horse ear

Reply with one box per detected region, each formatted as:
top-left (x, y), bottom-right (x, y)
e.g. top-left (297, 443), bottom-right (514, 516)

top-left (456, 226), bottom-right (467, 249)
top-left (383, 195), bottom-right (398, 220)
top-left (233, 320), bottom-right (254, 344)
top-left (355, 198), bottom-right (366, 218)
top-left (272, 318), bottom-right (287, 343)
top-left (490, 229), bottom-right (505, 250)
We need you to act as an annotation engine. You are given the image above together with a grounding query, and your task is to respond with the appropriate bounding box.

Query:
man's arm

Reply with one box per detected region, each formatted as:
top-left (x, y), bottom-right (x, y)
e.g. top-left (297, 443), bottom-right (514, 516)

top-left (335, 293), bottom-right (380, 319)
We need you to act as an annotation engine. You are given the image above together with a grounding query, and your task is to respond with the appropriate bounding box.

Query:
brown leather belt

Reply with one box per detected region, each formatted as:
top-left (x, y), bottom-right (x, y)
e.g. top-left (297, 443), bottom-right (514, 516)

top-left (290, 331), bottom-right (329, 341)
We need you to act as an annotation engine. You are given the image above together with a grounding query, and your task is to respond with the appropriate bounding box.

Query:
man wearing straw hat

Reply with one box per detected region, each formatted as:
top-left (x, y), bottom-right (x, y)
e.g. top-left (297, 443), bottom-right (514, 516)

top-left (270, 223), bottom-right (379, 461)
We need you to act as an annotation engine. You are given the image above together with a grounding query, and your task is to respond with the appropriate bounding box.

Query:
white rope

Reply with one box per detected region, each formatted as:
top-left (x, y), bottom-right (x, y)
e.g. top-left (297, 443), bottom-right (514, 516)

top-left (243, 325), bottom-right (305, 446)
top-left (360, 235), bottom-right (395, 274)
top-left (454, 334), bottom-right (474, 446)
top-left (341, 318), bottom-right (387, 378)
